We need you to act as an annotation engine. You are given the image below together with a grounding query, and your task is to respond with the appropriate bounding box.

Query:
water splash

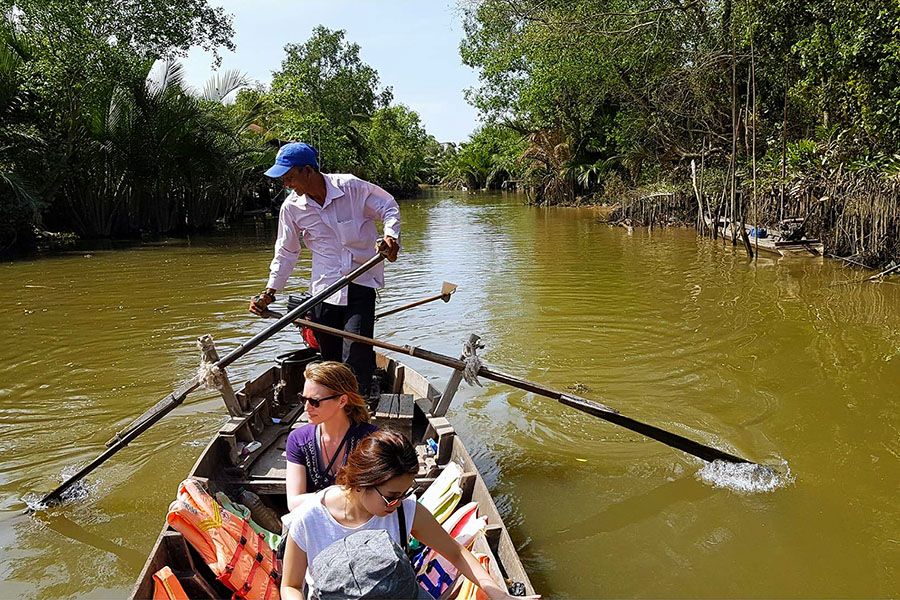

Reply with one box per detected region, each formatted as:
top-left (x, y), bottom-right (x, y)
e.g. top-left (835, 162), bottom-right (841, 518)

top-left (24, 465), bottom-right (101, 511)
top-left (23, 494), bottom-right (50, 512)
top-left (696, 458), bottom-right (793, 493)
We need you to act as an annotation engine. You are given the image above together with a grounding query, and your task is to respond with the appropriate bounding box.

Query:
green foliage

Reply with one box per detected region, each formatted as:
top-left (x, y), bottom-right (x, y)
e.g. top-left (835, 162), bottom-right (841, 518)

top-left (0, 14), bottom-right (441, 254)
top-left (2, 0), bottom-right (234, 63)
top-left (440, 125), bottom-right (525, 190)
top-left (270, 27), bottom-right (391, 173)
top-left (265, 27), bottom-right (437, 195)
top-left (272, 27), bottom-right (391, 127)
top-left (364, 105), bottom-right (432, 196)
top-left (0, 18), bottom-right (43, 253)
top-left (48, 59), bottom-right (265, 237)
top-left (0, 1), bottom-right (255, 249)
top-left (458, 0), bottom-right (900, 204)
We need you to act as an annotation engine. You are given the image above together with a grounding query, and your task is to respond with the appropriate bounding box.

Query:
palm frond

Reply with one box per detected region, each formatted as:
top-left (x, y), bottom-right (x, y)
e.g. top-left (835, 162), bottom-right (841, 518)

top-left (201, 69), bottom-right (250, 103)
top-left (0, 170), bottom-right (42, 210)
top-left (147, 59), bottom-right (185, 96)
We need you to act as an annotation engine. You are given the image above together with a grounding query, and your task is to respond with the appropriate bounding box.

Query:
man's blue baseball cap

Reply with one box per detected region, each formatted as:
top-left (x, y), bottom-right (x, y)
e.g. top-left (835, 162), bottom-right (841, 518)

top-left (264, 142), bottom-right (320, 178)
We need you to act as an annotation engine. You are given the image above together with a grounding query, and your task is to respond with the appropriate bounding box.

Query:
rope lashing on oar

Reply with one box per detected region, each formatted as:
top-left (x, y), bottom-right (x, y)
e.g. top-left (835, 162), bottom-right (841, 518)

top-left (462, 337), bottom-right (485, 386)
top-left (197, 338), bottom-right (228, 391)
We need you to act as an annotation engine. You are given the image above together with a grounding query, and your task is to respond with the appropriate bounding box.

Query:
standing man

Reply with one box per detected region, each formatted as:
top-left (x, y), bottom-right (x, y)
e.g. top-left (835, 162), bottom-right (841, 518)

top-left (249, 142), bottom-right (400, 396)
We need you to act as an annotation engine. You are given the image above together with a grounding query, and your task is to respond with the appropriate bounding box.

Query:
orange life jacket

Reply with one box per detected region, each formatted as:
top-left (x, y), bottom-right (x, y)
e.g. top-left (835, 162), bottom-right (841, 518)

top-left (166, 478), bottom-right (280, 600)
top-left (152, 566), bottom-right (189, 600)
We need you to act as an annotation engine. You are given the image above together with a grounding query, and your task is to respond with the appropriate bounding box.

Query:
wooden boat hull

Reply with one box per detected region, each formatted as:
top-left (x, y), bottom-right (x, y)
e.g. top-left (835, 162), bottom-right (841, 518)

top-left (130, 348), bottom-right (534, 598)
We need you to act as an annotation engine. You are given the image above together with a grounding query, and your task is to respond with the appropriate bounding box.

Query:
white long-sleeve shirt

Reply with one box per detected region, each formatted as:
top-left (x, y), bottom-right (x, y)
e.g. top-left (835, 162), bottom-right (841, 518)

top-left (266, 173), bottom-right (401, 306)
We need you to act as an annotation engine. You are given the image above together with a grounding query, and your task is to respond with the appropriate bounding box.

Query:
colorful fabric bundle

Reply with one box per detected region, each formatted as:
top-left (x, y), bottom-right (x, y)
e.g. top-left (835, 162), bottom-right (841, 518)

top-left (414, 502), bottom-right (487, 599)
top-left (418, 461), bottom-right (463, 524)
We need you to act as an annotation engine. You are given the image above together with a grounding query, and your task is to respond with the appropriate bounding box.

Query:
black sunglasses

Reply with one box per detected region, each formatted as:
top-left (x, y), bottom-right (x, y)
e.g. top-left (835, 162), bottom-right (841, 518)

top-left (298, 392), bottom-right (341, 408)
top-left (373, 484), bottom-right (416, 508)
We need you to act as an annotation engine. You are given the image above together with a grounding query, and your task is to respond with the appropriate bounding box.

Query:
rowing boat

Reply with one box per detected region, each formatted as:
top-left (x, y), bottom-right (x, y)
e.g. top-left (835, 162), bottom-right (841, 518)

top-left (129, 345), bottom-right (535, 598)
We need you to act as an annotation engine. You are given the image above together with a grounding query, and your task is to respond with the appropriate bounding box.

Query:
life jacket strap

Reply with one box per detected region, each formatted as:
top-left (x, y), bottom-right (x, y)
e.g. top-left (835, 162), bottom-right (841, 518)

top-left (218, 518), bottom-right (251, 589)
top-left (242, 536), bottom-right (263, 596)
top-left (262, 575), bottom-right (276, 600)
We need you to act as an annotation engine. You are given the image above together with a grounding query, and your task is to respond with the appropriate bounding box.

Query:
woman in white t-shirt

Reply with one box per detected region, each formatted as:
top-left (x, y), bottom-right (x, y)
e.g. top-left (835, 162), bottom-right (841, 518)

top-left (281, 430), bottom-right (540, 600)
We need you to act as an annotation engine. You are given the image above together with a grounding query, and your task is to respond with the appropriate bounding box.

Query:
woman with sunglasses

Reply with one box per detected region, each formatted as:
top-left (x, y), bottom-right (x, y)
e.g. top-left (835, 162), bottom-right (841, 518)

top-left (281, 429), bottom-right (540, 600)
top-left (285, 361), bottom-right (378, 511)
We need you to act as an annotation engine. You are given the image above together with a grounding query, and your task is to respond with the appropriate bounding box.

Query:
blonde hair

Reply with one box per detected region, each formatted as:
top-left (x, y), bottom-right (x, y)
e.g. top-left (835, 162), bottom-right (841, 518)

top-left (303, 361), bottom-right (371, 424)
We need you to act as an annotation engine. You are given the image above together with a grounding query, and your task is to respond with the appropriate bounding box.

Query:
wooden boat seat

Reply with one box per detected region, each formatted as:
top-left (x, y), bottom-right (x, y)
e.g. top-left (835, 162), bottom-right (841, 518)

top-left (247, 431), bottom-right (290, 481)
top-left (373, 393), bottom-right (415, 440)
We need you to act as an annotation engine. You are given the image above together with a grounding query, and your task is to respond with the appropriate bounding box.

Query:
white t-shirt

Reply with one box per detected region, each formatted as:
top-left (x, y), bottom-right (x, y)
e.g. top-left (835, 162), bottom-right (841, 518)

top-left (289, 486), bottom-right (417, 587)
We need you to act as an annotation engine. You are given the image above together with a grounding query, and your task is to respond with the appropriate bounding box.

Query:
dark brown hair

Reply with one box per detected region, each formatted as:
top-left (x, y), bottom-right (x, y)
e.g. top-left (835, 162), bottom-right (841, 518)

top-left (336, 430), bottom-right (419, 489)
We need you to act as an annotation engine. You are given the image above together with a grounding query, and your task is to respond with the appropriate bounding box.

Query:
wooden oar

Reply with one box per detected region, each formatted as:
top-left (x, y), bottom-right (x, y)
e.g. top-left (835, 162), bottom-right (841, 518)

top-left (375, 281), bottom-right (457, 321)
top-left (36, 250), bottom-right (389, 507)
top-left (280, 319), bottom-right (753, 464)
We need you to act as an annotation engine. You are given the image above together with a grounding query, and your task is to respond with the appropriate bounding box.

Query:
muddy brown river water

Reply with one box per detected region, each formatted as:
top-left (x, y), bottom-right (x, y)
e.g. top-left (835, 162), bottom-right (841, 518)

top-left (0, 190), bottom-right (898, 598)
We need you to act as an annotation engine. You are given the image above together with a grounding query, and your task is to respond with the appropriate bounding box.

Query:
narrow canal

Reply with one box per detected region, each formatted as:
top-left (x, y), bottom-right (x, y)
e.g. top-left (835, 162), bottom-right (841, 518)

top-left (0, 190), bottom-right (897, 598)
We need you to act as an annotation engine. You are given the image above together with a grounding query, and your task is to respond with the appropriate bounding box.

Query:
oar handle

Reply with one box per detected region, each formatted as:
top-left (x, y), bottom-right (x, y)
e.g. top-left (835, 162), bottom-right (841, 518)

top-left (104, 252), bottom-right (387, 448)
top-left (374, 283), bottom-right (457, 320)
top-left (375, 293), bottom-right (443, 320)
top-left (218, 251), bottom-right (386, 369)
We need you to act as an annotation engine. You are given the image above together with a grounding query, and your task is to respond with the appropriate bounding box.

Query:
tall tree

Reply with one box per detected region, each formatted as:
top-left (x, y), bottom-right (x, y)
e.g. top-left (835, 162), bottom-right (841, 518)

top-left (270, 26), bottom-right (392, 172)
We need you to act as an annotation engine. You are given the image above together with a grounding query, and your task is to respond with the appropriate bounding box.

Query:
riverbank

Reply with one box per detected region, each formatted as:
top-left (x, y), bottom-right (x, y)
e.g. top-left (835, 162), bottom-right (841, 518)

top-left (591, 184), bottom-right (897, 272)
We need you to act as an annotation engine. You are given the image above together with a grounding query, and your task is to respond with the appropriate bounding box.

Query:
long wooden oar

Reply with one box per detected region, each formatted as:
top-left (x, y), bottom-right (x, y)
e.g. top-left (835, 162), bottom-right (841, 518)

top-left (36, 251), bottom-right (389, 507)
top-left (375, 281), bottom-right (457, 321)
top-left (283, 319), bottom-right (753, 464)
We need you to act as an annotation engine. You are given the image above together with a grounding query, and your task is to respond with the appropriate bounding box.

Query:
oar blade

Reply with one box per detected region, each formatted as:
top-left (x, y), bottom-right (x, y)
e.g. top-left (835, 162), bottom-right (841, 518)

top-left (558, 394), bottom-right (751, 464)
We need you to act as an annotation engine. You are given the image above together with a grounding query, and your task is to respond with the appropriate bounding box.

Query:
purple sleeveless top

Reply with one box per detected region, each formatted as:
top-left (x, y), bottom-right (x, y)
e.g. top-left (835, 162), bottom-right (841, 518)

top-left (285, 422), bottom-right (378, 492)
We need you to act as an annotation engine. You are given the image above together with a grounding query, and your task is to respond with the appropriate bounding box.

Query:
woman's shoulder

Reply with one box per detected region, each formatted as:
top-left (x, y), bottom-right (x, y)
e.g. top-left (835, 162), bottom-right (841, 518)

top-left (292, 488), bottom-right (329, 523)
top-left (287, 423), bottom-right (317, 445)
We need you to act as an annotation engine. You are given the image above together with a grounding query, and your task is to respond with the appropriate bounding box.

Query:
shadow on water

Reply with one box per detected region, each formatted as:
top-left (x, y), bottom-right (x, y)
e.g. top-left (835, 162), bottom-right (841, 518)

top-left (30, 511), bottom-right (145, 572)
top-left (535, 476), bottom-right (716, 547)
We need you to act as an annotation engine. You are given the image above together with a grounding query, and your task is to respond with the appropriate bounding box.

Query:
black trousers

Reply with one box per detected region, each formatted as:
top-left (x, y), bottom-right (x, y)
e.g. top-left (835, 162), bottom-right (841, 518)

top-left (311, 283), bottom-right (376, 395)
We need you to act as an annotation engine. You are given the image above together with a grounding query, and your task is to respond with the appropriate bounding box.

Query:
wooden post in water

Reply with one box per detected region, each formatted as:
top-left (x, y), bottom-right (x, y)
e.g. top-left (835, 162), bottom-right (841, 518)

top-left (737, 190), bottom-right (755, 259)
top-left (691, 159), bottom-right (706, 235)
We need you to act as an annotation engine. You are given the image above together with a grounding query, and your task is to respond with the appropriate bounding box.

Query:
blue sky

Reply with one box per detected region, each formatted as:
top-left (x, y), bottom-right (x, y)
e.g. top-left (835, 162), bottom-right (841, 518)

top-left (181, 0), bottom-right (481, 143)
